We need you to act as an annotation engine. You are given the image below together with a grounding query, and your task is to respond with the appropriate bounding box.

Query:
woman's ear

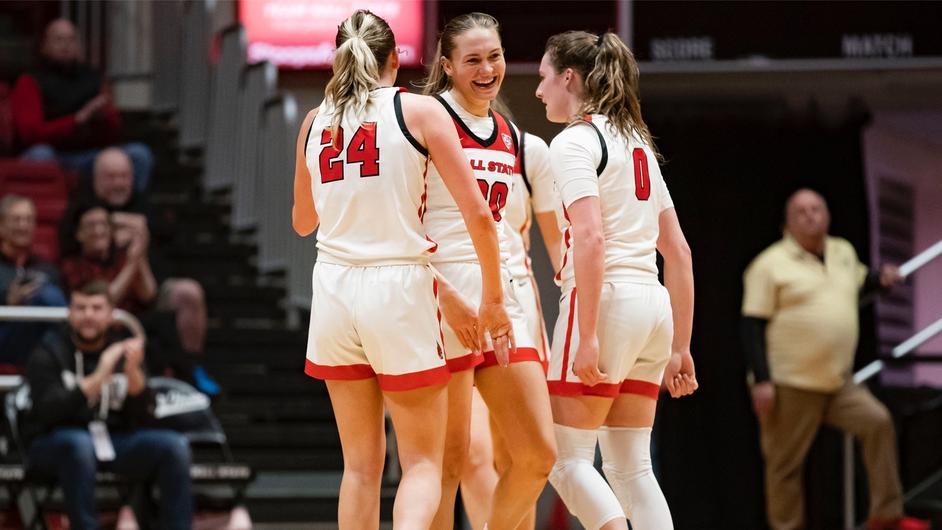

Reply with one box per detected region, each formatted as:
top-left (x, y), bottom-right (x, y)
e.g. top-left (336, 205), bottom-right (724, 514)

top-left (441, 56), bottom-right (454, 77)
top-left (387, 48), bottom-right (400, 71)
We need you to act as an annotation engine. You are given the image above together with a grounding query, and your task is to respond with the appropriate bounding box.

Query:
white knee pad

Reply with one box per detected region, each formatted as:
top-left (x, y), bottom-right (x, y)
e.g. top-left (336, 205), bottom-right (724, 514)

top-left (598, 427), bottom-right (673, 530)
top-left (549, 424), bottom-right (624, 530)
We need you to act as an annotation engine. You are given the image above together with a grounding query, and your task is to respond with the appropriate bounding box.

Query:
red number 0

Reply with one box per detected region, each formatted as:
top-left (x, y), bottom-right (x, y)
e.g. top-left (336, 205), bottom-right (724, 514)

top-left (632, 148), bottom-right (650, 201)
top-left (477, 179), bottom-right (508, 222)
top-left (317, 123), bottom-right (381, 183)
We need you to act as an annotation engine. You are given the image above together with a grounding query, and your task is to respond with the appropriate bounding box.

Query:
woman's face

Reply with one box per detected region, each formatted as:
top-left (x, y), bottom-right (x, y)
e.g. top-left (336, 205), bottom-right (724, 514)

top-left (535, 52), bottom-right (573, 123)
top-left (443, 27), bottom-right (505, 105)
top-left (76, 208), bottom-right (112, 257)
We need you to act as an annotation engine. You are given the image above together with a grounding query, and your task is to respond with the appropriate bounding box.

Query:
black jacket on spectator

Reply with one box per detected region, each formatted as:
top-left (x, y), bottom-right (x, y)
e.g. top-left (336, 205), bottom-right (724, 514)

top-left (22, 325), bottom-right (155, 446)
top-left (0, 252), bottom-right (61, 303)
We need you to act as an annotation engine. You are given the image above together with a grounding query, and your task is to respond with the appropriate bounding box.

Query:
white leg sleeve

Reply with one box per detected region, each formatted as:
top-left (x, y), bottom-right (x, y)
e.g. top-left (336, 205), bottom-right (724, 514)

top-left (549, 424), bottom-right (624, 530)
top-left (598, 427), bottom-right (674, 530)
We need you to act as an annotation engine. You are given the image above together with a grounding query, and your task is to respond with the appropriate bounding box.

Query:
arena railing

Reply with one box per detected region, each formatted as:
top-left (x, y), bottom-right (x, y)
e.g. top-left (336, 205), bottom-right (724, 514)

top-left (150, 0), bottom-right (185, 114)
top-left (257, 94), bottom-right (300, 274)
top-left (204, 24), bottom-right (247, 192)
top-left (232, 62), bottom-right (278, 230)
top-left (843, 239), bottom-right (942, 529)
top-left (177, 0), bottom-right (215, 151)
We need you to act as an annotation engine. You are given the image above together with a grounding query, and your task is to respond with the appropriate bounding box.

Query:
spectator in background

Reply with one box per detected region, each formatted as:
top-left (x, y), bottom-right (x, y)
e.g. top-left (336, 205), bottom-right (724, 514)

top-left (11, 18), bottom-right (153, 192)
top-left (22, 281), bottom-right (192, 530)
top-left (0, 195), bottom-right (66, 367)
top-left (61, 192), bottom-right (218, 395)
top-left (741, 188), bottom-right (925, 530)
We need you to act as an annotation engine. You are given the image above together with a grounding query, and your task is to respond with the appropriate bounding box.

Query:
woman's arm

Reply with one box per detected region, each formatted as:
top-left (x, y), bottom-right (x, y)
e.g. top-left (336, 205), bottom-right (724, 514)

top-left (656, 207), bottom-right (697, 397)
top-left (567, 196), bottom-right (607, 386)
top-left (534, 211), bottom-right (562, 272)
top-left (292, 108), bottom-right (320, 237)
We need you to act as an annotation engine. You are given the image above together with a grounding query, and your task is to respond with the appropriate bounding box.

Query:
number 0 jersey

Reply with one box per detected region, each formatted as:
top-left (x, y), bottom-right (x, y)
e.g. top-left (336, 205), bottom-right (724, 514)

top-left (423, 90), bottom-right (518, 264)
top-left (549, 114), bottom-right (674, 290)
top-left (304, 87), bottom-right (436, 266)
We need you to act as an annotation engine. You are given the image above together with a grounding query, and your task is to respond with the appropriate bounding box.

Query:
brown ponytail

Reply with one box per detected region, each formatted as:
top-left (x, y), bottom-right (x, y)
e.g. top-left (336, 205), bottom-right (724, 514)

top-left (323, 10), bottom-right (396, 145)
top-left (545, 31), bottom-right (658, 157)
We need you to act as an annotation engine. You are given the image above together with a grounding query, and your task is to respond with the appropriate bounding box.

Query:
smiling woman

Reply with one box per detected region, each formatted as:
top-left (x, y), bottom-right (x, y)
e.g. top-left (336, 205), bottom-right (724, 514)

top-left (419, 12), bottom-right (557, 530)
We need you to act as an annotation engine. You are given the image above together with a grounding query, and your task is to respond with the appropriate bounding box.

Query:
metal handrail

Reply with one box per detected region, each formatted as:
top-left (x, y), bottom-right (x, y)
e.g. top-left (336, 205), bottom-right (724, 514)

top-left (843, 239), bottom-right (942, 529)
top-left (0, 306), bottom-right (146, 390)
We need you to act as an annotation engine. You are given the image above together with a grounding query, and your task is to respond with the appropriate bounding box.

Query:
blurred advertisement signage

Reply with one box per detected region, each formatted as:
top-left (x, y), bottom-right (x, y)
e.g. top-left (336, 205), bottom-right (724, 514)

top-left (240, 0), bottom-right (424, 68)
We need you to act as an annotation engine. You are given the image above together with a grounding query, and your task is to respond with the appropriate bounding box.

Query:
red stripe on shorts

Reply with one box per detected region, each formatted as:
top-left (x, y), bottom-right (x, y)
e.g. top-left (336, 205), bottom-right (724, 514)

top-left (559, 288), bottom-right (577, 382)
top-left (446, 353), bottom-right (485, 373)
top-left (304, 359), bottom-right (374, 380)
top-left (433, 279), bottom-right (446, 359)
top-left (376, 365), bottom-right (451, 391)
top-left (478, 347), bottom-right (542, 369)
top-left (547, 380), bottom-right (620, 398)
top-left (620, 379), bottom-right (660, 400)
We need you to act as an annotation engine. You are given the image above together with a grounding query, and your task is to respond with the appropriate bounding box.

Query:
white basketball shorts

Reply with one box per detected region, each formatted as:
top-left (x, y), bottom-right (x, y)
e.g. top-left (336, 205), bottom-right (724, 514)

top-left (434, 262), bottom-right (540, 372)
top-left (547, 282), bottom-right (672, 399)
top-left (304, 262), bottom-right (449, 391)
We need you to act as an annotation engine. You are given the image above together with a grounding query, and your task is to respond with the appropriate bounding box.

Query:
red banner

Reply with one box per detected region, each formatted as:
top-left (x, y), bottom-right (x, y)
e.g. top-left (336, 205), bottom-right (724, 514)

top-left (240, 0), bottom-right (424, 69)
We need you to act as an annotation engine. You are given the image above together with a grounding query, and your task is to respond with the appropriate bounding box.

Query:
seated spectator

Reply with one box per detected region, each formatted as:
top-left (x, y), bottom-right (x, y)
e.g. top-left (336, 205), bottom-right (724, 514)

top-left (11, 19), bottom-right (153, 192)
top-left (0, 195), bottom-right (66, 367)
top-left (61, 201), bottom-right (218, 395)
top-left (22, 281), bottom-right (193, 530)
top-left (74, 148), bottom-right (218, 395)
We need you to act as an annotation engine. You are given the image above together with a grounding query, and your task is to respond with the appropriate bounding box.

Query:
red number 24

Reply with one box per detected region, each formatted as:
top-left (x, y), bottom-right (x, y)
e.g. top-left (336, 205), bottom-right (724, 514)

top-left (318, 123), bottom-right (381, 183)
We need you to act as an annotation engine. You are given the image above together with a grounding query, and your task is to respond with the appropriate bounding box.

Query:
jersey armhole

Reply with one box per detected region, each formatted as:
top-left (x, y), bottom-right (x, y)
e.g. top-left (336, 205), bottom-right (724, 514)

top-left (581, 118), bottom-right (608, 176)
top-left (394, 91), bottom-right (429, 157)
top-left (518, 132), bottom-right (532, 195)
top-left (302, 111), bottom-right (318, 154)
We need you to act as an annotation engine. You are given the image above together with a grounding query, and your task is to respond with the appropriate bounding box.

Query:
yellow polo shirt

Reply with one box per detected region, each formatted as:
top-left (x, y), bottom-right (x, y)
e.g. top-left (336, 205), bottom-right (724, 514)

top-left (742, 235), bottom-right (868, 392)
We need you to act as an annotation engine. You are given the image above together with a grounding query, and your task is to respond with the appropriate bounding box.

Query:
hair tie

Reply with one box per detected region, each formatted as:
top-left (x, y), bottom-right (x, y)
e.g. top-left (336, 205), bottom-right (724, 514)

top-left (596, 33), bottom-right (605, 46)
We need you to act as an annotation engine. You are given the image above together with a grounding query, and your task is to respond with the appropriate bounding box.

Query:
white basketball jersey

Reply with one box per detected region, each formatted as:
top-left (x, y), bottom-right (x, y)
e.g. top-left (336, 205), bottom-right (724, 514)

top-left (550, 114), bottom-right (674, 290)
top-left (504, 132), bottom-right (555, 279)
top-left (305, 87), bottom-right (436, 266)
top-left (424, 90), bottom-right (518, 264)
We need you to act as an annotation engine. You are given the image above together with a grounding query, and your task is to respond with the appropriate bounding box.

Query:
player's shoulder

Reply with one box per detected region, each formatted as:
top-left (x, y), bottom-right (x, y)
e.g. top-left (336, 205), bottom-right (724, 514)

top-left (524, 132), bottom-right (549, 152)
top-left (549, 121), bottom-right (598, 151)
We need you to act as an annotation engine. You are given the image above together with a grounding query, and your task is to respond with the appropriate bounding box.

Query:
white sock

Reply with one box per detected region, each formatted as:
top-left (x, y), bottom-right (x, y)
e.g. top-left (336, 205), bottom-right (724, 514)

top-left (598, 427), bottom-right (673, 530)
top-left (549, 424), bottom-right (624, 530)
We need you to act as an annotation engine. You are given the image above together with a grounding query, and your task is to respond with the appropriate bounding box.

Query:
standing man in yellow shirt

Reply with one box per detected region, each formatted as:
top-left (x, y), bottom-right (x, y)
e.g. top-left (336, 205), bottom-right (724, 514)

top-left (741, 188), bottom-right (927, 530)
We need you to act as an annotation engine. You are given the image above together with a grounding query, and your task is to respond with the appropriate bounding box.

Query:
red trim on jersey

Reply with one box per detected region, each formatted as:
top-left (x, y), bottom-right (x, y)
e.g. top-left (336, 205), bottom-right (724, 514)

top-left (555, 205), bottom-right (572, 283)
top-left (559, 288), bottom-right (577, 382)
top-left (446, 352), bottom-right (485, 373)
top-left (620, 379), bottom-right (660, 400)
top-left (419, 160), bottom-right (439, 254)
top-left (547, 380), bottom-right (621, 398)
top-left (376, 365), bottom-right (451, 391)
top-left (304, 360), bottom-right (374, 380)
top-left (478, 347), bottom-right (542, 369)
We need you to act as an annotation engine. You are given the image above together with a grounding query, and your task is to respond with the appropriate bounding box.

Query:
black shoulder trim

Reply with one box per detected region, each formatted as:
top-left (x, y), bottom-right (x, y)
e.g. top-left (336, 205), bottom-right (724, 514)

top-left (506, 117), bottom-right (520, 155)
top-left (582, 119), bottom-right (608, 176)
top-left (433, 93), bottom-right (498, 147)
top-left (518, 131), bottom-right (532, 195)
top-left (394, 91), bottom-right (429, 157)
top-left (303, 115), bottom-right (316, 154)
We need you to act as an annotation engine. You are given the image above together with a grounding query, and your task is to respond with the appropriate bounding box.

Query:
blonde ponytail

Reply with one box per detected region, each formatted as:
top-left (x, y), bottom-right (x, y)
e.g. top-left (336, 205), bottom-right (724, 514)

top-left (323, 10), bottom-right (396, 146)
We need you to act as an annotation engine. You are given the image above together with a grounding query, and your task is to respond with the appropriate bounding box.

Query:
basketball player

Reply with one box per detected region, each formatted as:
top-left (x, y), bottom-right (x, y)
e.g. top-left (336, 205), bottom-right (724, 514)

top-left (535, 31), bottom-right (698, 530)
top-left (420, 12), bottom-right (557, 530)
top-left (291, 10), bottom-right (513, 529)
top-left (460, 127), bottom-right (560, 530)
